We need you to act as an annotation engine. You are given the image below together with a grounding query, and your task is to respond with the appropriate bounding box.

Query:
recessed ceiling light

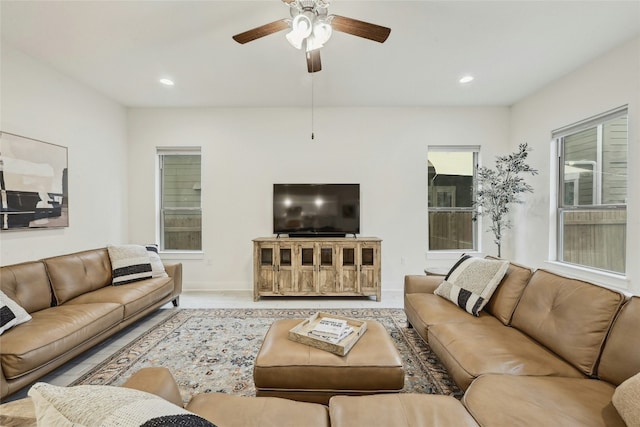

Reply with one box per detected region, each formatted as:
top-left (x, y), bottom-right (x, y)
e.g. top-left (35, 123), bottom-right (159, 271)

top-left (459, 75), bottom-right (474, 84)
top-left (159, 78), bottom-right (175, 86)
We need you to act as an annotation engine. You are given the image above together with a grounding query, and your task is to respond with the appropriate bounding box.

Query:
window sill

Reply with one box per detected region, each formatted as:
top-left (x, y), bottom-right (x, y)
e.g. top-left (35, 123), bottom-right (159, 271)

top-left (160, 251), bottom-right (204, 260)
top-left (543, 261), bottom-right (630, 293)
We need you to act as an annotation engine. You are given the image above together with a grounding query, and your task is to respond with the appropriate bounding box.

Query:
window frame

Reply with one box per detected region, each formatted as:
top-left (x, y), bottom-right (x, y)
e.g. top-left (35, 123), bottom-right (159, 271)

top-left (553, 106), bottom-right (627, 275)
top-left (157, 147), bottom-right (202, 252)
top-left (427, 146), bottom-right (479, 253)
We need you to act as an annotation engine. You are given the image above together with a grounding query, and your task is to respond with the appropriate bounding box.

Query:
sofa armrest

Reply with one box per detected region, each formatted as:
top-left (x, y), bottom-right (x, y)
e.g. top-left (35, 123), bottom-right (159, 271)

top-left (1, 365), bottom-right (8, 399)
top-left (0, 397), bottom-right (36, 425)
top-left (121, 367), bottom-right (184, 408)
top-left (163, 262), bottom-right (183, 296)
top-left (404, 275), bottom-right (444, 295)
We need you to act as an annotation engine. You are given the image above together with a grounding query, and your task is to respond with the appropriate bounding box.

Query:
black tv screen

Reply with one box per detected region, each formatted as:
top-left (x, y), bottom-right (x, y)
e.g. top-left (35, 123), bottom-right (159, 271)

top-left (273, 184), bottom-right (360, 237)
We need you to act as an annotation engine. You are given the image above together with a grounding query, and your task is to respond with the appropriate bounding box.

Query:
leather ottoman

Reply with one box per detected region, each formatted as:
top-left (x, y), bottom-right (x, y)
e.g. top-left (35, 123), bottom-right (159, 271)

top-left (253, 318), bottom-right (404, 404)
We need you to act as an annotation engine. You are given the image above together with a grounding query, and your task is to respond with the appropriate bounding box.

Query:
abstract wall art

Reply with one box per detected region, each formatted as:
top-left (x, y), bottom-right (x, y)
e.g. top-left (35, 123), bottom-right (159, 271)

top-left (0, 132), bottom-right (68, 230)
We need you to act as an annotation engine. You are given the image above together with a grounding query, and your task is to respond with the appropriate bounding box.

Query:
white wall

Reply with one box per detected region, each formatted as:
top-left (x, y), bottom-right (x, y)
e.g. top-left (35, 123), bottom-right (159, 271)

top-left (127, 107), bottom-right (509, 291)
top-left (0, 45), bottom-right (129, 265)
top-left (509, 36), bottom-right (640, 294)
top-left (8, 36), bottom-right (635, 296)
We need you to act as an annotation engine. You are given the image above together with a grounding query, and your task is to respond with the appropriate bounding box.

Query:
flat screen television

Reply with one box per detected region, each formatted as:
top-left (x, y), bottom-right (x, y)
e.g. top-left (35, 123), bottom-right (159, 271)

top-left (273, 184), bottom-right (360, 237)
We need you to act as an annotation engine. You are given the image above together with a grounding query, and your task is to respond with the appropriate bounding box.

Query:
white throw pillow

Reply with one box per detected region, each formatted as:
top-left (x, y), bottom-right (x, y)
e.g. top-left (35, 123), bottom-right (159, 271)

top-left (0, 290), bottom-right (32, 335)
top-left (107, 244), bottom-right (153, 286)
top-left (612, 372), bottom-right (640, 427)
top-left (434, 255), bottom-right (509, 316)
top-left (146, 244), bottom-right (169, 278)
top-left (28, 382), bottom-right (217, 427)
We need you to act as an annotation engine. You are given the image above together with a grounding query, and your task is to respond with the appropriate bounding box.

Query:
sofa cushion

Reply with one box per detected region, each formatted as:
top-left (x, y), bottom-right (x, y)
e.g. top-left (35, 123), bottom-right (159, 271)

top-left (65, 277), bottom-right (174, 319)
top-left (428, 319), bottom-right (584, 390)
top-left (0, 290), bottom-right (32, 335)
top-left (612, 372), bottom-right (640, 427)
top-left (404, 293), bottom-right (496, 343)
top-left (0, 303), bottom-right (123, 379)
top-left (108, 244), bottom-right (153, 285)
top-left (463, 374), bottom-right (626, 427)
top-left (598, 296), bottom-right (640, 386)
top-left (483, 258), bottom-right (533, 325)
top-left (44, 249), bottom-right (112, 305)
top-left (329, 394), bottom-right (479, 427)
top-left (187, 393), bottom-right (330, 427)
top-left (146, 244), bottom-right (168, 278)
top-left (0, 261), bottom-right (52, 313)
top-left (28, 382), bottom-right (216, 427)
top-left (511, 269), bottom-right (625, 377)
top-left (434, 255), bottom-right (509, 316)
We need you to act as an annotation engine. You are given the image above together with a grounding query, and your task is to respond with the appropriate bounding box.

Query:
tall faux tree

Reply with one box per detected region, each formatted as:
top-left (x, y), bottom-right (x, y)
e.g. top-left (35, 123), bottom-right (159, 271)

top-left (473, 143), bottom-right (538, 257)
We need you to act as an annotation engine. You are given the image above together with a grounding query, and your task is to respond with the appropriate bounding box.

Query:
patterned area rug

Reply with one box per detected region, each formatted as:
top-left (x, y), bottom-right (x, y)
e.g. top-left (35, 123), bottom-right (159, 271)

top-left (72, 308), bottom-right (461, 404)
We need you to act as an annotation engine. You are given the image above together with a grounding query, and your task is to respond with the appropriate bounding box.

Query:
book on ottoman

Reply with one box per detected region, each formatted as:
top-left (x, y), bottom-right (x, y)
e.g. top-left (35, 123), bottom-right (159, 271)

top-left (308, 317), bottom-right (354, 343)
top-left (288, 312), bottom-right (367, 356)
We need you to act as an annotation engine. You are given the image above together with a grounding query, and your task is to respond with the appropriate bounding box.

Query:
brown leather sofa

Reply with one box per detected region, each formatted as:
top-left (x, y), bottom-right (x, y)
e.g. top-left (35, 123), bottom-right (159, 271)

top-left (0, 248), bottom-right (182, 400)
top-left (405, 264), bottom-right (640, 426)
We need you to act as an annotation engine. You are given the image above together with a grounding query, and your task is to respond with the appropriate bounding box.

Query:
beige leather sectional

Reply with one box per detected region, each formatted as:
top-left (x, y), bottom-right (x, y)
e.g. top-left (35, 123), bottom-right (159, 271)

top-left (0, 248), bottom-right (182, 400)
top-left (404, 263), bottom-right (639, 426)
top-left (182, 265), bottom-right (635, 427)
top-left (134, 262), bottom-right (637, 427)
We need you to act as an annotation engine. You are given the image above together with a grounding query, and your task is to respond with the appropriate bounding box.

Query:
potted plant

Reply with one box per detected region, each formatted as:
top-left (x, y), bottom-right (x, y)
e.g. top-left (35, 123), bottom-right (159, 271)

top-left (473, 143), bottom-right (538, 257)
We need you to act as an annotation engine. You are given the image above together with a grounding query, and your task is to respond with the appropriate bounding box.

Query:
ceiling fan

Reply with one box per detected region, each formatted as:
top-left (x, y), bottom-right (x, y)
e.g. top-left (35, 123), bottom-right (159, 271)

top-left (232, 0), bottom-right (391, 73)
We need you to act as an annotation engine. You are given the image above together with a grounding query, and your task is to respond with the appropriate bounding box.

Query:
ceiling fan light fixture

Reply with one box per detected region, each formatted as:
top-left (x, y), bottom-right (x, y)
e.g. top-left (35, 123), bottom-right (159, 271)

top-left (286, 29), bottom-right (305, 49)
top-left (296, 12), bottom-right (314, 37)
top-left (286, 12), bottom-right (314, 49)
top-left (313, 20), bottom-right (332, 44)
top-left (287, 9), bottom-right (333, 51)
top-left (305, 34), bottom-right (321, 52)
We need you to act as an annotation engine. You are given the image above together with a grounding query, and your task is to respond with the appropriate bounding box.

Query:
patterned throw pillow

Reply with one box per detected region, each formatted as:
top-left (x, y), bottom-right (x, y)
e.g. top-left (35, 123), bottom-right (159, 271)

top-left (146, 244), bottom-right (169, 278)
top-left (0, 290), bottom-right (32, 335)
top-left (107, 244), bottom-right (153, 285)
top-left (434, 255), bottom-right (509, 316)
top-left (28, 382), bottom-right (217, 427)
top-left (612, 372), bottom-right (640, 427)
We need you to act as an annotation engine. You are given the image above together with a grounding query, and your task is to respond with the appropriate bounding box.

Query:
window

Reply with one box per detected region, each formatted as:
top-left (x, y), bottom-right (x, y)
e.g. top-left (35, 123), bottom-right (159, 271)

top-left (555, 107), bottom-right (627, 274)
top-left (158, 148), bottom-right (202, 251)
top-left (427, 147), bottom-right (478, 251)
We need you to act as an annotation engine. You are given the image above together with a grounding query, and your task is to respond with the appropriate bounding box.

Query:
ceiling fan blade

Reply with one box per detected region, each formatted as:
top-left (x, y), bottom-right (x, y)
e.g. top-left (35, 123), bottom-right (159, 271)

top-left (232, 19), bottom-right (289, 44)
top-left (306, 49), bottom-right (322, 73)
top-left (330, 15), bottom-right (391, 43)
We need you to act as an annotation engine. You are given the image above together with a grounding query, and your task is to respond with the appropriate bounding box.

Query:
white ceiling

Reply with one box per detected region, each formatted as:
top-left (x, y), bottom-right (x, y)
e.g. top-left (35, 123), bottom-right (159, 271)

top-left (2, 0), bottom-right (639, 108)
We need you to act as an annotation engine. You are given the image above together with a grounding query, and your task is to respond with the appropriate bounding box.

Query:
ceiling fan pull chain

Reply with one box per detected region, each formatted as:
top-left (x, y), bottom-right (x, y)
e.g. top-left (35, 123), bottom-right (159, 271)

top-left (311, 72), bottom-right (315, 140)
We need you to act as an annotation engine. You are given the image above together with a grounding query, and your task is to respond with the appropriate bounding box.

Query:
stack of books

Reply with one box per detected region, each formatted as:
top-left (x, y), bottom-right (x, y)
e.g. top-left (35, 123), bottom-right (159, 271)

top-left (288, 312), bottom-right (367, 356)
top-left (308, 317), bottom-right (354, 344)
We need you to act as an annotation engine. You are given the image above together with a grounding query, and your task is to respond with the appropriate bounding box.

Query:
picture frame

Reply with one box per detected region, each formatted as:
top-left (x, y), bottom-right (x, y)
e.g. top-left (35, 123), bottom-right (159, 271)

top-left (0, 132), bottom-right (69, 230)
